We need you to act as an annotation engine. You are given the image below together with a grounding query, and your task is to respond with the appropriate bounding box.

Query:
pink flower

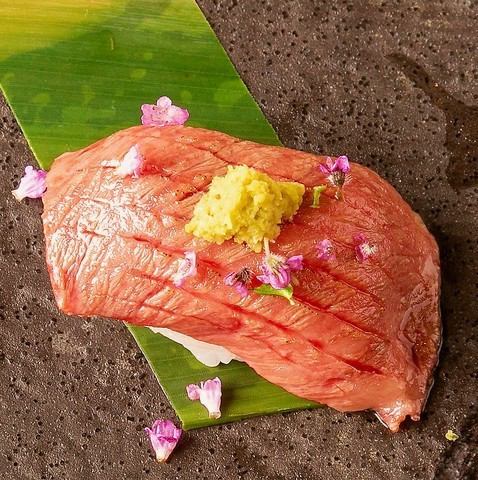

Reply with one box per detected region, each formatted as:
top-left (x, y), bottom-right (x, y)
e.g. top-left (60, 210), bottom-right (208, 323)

top-left (285, 255), bottom-right (303, 270)
top-left (319, 156), bottom-right (350, 198)
top-left (141, 96), bottom-right (189, 127)
top-left (186, 377), bottom-right (222, 419)
top-left (102, 144), bottom-right (143, 178)
top-left (144, 419), bottom-right (182, 463)
top-left (173, 251), bottom-right (197, 287)
top-left (224, 268), bottom-right (252, 298)
top-left (12, 166), bottom-right (47, 201)
top-left (319, 155), bottom-right (350, 177)
top-left (257, 254), bottom-right (304, 290)
top-left (354, 233), bottom-right (377, 262)
top-left (316, 239), bottom-right (335, 261)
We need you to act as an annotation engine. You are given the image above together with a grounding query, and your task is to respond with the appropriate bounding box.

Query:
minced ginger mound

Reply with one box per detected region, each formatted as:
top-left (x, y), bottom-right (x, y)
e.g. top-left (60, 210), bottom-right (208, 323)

top-left (185, 165), bottom-right (305, 252)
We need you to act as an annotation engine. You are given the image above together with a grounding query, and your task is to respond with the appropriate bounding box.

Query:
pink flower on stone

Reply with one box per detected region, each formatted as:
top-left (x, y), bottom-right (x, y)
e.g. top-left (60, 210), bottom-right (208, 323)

top-left (186, 377), bottom-right (222, 419)
top-left (257, 254), bottom-right (304, 290)
top-left (144, 419), bottom-right (182, 463)
top-left (141, 96), bottom-right (189, 127)
top-left (224, 268), bottom-right (252, 299)
top-left (173, 251), bottom-right (197, 287)
top-left (316, 239), bottom-right (336, 261)
top-left (354, 233), bottom-right (377, 262)
top-left (12, 166), bottom-right (47, 201)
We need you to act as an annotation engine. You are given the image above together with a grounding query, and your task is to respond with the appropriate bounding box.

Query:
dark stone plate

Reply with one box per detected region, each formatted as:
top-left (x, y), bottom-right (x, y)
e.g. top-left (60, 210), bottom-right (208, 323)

top-left (0, 1), bottom-right (476, 478)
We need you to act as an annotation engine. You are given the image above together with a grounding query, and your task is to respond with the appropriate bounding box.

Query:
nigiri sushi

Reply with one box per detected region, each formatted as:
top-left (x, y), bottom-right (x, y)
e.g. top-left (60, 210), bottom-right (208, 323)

top-left (42, 125), bottom-right (441, 431)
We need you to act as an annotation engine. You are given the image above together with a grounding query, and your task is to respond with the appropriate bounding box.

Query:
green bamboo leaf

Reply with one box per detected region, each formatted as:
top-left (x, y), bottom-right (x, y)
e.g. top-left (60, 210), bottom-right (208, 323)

top-left (128, 325), bottom-right (317, 430)
top-left (0, 0), bottom-right (319, 429)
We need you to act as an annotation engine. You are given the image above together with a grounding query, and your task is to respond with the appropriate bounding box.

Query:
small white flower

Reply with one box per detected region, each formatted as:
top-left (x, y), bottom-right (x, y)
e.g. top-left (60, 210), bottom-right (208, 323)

top-left (102, 144), bottom-right (143, 178)
top-left (173, 251), bottom-right (197, 287)
top-left (186, 377), bottom-right (222, 419)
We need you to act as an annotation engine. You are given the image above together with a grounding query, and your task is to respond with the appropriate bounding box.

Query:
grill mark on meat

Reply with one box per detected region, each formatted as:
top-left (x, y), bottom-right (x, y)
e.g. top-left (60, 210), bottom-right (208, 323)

top-left (171, 135), bottom-right (241, 155)
top-left (78, 228), bottom-right (106, 238)
top-left (125, 233), bottom-right (222, 270)
top-left (140, 199), bottom-right (389, 312)
top-left (302, 260), bottom-right (382, 303)
top-left (89, 291), bottom-right (245, 335)
top-left (292, 293), bottom-right (386, 340)
top-left (123, 253), bottom-right (388, 376)
top-left (214, 146), bottom-right (307, 184)
top-left (147, 206), bottom-right (190, 224)
top-left (71, 222), bottom-right (388, 345)
top-left (127, 270), bottom-right (384, 375)
top-left (121, 231), bottom-right (386, 342)
top-left (56, 184), bottom-right (391, 340)
top-left (76, 218), bottom-right (388, 341)
top-left (309, 341), bottom-right (383, 375)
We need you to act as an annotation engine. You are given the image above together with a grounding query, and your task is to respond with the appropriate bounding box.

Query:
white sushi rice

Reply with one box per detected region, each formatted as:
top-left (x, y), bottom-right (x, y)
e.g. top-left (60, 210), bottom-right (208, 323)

top-left (149, 327), bottom-right (242, 367)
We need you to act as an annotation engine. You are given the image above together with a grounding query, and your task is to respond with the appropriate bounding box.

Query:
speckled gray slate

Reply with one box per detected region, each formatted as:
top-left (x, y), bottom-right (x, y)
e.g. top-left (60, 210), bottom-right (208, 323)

top-left (1, 1), bottom-right (477, 479)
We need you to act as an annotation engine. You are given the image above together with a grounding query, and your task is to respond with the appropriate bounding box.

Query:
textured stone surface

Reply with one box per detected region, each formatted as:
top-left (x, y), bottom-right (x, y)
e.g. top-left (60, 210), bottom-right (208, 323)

top-left (0, 1), bottom-right (477, 479)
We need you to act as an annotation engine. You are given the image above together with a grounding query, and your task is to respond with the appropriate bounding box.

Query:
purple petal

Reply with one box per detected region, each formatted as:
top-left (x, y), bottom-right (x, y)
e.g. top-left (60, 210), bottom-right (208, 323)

top-left (156, 96), bottom-right (173, 109)
top-left (154, 437), bottom-right (177, 463)
top-left (12, 165), bottom-right (47, 201)
top-left (353, 233), bottom-right (367, 244)
top-left (354, 234), bottom-right (377, 262)
top-left (257, 253), bottom-right (300, 289)
top-left (235, 282), bottom-right (249, 299)
top-left (256, 274), bottom-right (270, 285)
top-left (333, 155), bottom-right (350, 174)
top-left (316, 239), bottom-right (335, 261)
top-left (224, 270), bottom-right (250, 298)
top-left (286, 255), bottom-right (304, 271)
top-left (257, 263), bottom-right (273, 281)
top-left (168, 105), bottom-right (190, 125)
top-left (268, 267), bottom-right (291, 290)
top-left (319, 156), bottom-right (335, 175)
top-left (186, 384), bottom-right (201, 401)
top-left (223, 272), bottom-right (237, 287)
top-left (256, 264), bottom-right (277, 286)
top-left (141, 104), bottom-right (154, 115)
top-left (145, 419), bottom-right (182, 463)
top-left (141, 115), bottom-right (152, 126)
top-left (151, 419), bottom-right (182, 440)
top-left (140, 104), bottom-right (155, 126)
top-left (187, 378), bottom-right (222, 419)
